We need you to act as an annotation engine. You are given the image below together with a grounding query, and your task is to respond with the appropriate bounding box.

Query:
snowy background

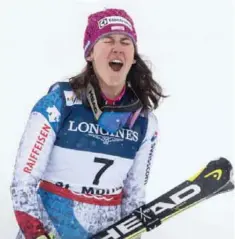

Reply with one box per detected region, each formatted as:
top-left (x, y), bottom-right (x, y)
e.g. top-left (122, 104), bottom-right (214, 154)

top-left (0, 0), bottom-right (234, 238)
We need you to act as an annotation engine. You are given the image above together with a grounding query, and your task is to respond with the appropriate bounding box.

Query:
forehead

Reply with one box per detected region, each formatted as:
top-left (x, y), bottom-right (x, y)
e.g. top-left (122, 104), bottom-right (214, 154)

top-left (100, 33), bottom-right (133, 41)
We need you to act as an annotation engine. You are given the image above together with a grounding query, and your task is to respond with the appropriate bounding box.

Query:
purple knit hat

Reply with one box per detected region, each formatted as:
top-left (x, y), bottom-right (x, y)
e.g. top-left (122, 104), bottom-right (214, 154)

top-left (83, 8), bottom-right (137, 58)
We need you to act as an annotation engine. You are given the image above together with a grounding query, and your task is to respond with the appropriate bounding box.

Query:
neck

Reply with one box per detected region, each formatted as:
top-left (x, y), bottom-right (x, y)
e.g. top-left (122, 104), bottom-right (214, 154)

top-left (100, 83), bottom-right (126, 101)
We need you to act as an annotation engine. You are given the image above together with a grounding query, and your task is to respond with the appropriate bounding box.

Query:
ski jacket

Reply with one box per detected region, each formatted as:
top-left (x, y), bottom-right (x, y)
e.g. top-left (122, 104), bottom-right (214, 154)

top-left (10, 82), bottom-right (158, 239)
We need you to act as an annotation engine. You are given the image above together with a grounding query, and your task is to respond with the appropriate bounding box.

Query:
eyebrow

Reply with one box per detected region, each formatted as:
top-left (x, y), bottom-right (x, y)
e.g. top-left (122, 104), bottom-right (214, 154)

top-left (103, 36), bottom-right (132, 41)
top-left (121, 37), bottom-right (132, 41)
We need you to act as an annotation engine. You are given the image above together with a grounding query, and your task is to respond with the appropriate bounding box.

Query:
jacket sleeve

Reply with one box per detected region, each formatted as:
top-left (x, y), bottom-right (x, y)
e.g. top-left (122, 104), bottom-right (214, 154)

top-left (10, 83), bottom-right (64, 239)
top-left (121, 112), bottom-right (158, 219)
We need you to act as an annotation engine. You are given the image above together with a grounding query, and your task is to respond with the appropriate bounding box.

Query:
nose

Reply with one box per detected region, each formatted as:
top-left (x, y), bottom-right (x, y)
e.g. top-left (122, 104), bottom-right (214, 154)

top-left (112, 49), bottom-right (122, 54)
top-left (112, 42), bottom-right (123, 54)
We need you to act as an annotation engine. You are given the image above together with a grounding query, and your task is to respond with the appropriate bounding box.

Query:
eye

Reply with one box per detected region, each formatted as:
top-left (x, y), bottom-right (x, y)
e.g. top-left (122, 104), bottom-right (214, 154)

top-left (102, 38), bottom-right (113, 43)
top-left (121, 40), bottom-right (132, 45)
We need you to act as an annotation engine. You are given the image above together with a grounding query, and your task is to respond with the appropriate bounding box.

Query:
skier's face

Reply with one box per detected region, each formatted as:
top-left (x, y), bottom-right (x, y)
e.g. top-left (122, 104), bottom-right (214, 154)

top-left (86, 34), bottom-right (136, 90)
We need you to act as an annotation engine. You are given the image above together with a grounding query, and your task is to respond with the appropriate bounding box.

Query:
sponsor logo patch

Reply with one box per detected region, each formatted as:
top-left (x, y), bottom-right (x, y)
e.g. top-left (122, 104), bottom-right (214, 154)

top-left (98, 16), bottom-right (133, 30)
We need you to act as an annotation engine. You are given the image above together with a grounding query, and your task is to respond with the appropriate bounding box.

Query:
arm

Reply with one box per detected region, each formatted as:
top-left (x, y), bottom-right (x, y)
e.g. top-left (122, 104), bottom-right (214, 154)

top-left (10, 83), bottom-right (64, 239)
top-left (121, 112), bottom-right (158, 218)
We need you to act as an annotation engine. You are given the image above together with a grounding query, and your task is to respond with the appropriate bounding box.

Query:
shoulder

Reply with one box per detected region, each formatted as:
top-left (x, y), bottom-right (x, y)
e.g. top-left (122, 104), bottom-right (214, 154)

top-left (147, 111), bottom-right (158, 129)
top-left (32, 81), bottom-right (68, 112)
top-left (47, 81), bottom-right (82, 107)
top-left (33, 81), bottom-right (82, 111)
top-left (140, 109), bottom-right (158, 127)
top-left (140, 110), bottom-right (158, 142)
top-left (47, 81), bottom-right (72, 93)
top-left (30, 81), bottom-right (79, 133)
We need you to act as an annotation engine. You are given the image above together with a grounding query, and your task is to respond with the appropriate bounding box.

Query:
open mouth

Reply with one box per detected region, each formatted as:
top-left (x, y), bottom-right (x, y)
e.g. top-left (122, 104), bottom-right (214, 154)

top-left (109, 59), bottom-right (124, 72)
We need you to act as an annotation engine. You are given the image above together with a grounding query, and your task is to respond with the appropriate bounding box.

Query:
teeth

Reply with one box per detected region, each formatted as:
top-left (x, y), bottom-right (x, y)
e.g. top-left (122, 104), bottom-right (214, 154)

top-left (111, 59), bottom-right (123, 64)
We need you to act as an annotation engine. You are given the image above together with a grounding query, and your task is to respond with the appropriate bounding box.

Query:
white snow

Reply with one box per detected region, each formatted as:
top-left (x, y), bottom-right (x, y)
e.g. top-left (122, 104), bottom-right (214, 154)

top-left (0, 0), bottom-right (234, 238)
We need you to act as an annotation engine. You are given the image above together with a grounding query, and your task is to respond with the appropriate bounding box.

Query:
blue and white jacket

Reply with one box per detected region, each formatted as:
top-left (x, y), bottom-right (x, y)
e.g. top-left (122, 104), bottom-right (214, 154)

top-left (10, 82), bottom-right (158, 239)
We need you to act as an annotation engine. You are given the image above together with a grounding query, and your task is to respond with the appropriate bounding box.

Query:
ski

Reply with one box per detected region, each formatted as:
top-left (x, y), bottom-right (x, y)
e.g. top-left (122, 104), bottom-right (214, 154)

top-left (91, 157), bottom-right (234, 239)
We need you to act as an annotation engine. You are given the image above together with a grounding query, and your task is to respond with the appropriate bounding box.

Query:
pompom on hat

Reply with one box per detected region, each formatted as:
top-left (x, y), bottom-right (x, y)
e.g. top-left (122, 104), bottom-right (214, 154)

top-left (83, 8), bottom-right (137, 58)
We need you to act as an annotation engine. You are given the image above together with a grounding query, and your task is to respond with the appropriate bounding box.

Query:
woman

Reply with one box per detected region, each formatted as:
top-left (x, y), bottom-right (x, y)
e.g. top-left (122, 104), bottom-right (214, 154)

top-left (10, 8), bottom-right (165, 239)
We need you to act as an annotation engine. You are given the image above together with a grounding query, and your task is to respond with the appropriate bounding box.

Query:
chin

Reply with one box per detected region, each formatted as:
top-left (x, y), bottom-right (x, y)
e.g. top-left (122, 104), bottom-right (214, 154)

top-left (107, 77), bottom-right (126, 87)
top-left (104, 81), bottom-right (123, 88)
top-left (99, 71), bottom-right (127, 88)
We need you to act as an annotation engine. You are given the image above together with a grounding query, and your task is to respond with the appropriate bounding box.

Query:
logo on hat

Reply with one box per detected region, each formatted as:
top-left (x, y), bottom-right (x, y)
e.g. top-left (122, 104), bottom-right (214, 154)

top-left (98, 18), bottom-right (108, 28)
top-left (98, 16), bottom-right (133, 30)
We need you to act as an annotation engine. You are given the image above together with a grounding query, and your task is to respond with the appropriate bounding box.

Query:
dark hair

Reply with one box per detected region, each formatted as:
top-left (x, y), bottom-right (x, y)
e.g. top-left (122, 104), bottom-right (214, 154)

top-left (69, 53), bottom-right (167, 110)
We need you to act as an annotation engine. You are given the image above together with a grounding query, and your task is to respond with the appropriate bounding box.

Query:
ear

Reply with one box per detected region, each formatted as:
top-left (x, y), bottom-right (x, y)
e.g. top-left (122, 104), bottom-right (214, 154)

top-left (86, 55), bottom-right (92, 62)
top-left (132, 59), bottom-right (136, 64)
top-left (86, 49), bottom-right (94, 62)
